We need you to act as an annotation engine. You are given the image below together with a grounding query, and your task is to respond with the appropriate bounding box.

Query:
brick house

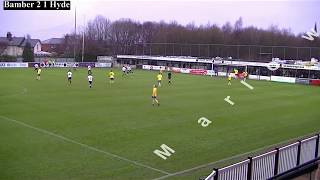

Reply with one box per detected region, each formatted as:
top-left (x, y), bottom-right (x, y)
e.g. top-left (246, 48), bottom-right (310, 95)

top-left (42, 38), bottom-right (65, 55)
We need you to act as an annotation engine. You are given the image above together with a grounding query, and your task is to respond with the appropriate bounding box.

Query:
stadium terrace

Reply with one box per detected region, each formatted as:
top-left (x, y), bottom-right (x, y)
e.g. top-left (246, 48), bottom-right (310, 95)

top-left (115, 55), bottom-right (320, 85)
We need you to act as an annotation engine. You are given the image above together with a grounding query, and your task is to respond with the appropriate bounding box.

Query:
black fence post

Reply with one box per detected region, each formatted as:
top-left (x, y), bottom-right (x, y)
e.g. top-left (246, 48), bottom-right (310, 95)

top-left (214, 168), bottom-right (219, 180)
top-left (173, 44), bottom-right (175, 56)
top-left (247, 157), bottom-right (253, 180)
top-left (315, 134), bottom-right (319, 158)
top-left (274, 148), bottom-right (280, 176)
top-left (296, 140), bottom-right (301, 166)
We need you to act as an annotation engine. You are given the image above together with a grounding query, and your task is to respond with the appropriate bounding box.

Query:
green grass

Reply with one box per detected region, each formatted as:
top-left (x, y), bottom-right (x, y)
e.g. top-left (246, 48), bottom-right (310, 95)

top-left (0, 68), bottom-right (319, 180)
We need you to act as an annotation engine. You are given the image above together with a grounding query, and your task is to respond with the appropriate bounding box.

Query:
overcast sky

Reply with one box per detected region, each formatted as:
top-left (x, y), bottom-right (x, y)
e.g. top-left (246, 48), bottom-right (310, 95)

top-left (0, 0), bottom-right (319, 40)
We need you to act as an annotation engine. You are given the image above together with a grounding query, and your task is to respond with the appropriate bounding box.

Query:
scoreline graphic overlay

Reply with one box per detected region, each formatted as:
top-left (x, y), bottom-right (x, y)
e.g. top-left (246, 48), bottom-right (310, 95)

top-left (3, 1), bottom-right (71, 10)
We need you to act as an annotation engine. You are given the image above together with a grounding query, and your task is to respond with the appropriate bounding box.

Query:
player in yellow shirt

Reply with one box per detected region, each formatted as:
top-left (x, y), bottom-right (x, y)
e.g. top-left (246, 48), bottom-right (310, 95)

top-left (36, 68), bottom-right (42, 80)
top-left (234, 69), bottom-right (238, 74)
top-left (109, 70), bottom-right (115, 84)
top-left (234, 69), bottom-right (239, 79)
top-left (228, 73), bottom-right (232, 85)
top-left (156, 72), bottom-right (163, 87)
top-left (152, 84), bottom-right (160, 106)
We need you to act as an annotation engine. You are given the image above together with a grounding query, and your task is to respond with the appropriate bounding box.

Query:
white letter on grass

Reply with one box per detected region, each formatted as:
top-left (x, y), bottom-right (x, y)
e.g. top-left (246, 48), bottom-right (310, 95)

top-left (153, 144), bottom-right (175, 160)
top-left (198, 117), bottom-right (212, 127)
top-left (224, 96), bottom-right (235, 106)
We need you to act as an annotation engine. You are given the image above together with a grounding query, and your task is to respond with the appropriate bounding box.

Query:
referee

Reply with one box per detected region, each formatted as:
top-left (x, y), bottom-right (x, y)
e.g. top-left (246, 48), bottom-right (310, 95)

top-left (168, 72), bottom-right (172, 85)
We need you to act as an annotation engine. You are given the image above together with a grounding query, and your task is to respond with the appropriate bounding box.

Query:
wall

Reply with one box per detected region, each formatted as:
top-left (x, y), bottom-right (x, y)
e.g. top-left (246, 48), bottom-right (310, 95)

top-left (33, 42), bottom-right (41, 53)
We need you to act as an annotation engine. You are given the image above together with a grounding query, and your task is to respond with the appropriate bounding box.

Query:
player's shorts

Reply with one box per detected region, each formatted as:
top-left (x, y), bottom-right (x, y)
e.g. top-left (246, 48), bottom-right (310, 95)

top-left (37, 73), bottom-right (41, 76)
top-left (110, 77), bottom-right (114, 80)
top-left (68, 77), bottom-right (72, 80)
top-left (158, 80), bottom-right (161, 83)
top-left (89, 81), bottom-right (92, 84)
top-left (152, 96), bottom-right (157, 98)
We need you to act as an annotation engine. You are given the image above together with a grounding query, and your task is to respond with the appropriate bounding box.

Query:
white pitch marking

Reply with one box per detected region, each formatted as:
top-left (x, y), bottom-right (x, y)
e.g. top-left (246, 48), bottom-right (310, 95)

top-left (152, 131), bottom-right (320, 180)
top-left (0, 115), bottom-right (171, 175)
top-left (224, 96), bottom-right (235, 106)
top-left (198, 117), bottom-right (212, 127)
top-left (153, 144), bottom-right (175, 160)
top-left (240, 80), bottom-right (254, 90)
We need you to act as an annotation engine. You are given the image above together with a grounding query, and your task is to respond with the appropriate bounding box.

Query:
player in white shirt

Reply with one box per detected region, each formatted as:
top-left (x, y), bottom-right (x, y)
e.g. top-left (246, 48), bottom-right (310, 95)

top-left (127, 66), bottom-right (132, 73)
top-left (122, 66), bottom-right (127, 76)
top-left (88, 65), bottom-right (92, 74)
top-left (88, 74), bottom-right (93, 88)
top-left (34, 64), bottom-right (39, 71)
top-left (67, 70), bottom-right (72, 85)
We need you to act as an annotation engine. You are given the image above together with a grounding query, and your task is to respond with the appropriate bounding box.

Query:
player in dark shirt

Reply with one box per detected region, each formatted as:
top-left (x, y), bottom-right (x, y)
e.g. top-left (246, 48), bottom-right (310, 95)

top-left (168, 72), bottom-right (172, 85)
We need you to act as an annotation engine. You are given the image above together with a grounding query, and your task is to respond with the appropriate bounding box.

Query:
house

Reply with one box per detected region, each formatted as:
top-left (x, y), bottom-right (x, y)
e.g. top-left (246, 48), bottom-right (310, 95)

top-left (0, 32), bottom-right (42, 57)
top-left (42, 38), bottom-right (65, 54)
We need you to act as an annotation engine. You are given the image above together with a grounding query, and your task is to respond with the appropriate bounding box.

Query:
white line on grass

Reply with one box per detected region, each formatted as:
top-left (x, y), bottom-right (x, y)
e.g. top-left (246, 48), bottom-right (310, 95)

top-left (0, 115), bottom-right (171, 175)
top-left (240, 80), bottom-right (254, 90)
top-left (224, 96), bottom-right (235, 106)
top-left (152, 131), bottom-right (320, 180)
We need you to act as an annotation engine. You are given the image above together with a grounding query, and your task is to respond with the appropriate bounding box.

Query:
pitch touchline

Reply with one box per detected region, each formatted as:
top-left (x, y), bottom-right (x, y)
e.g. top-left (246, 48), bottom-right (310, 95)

top-left (0, 115), bottom-right (171, 176)
top-left (152, 130), bottom-right (320, 180)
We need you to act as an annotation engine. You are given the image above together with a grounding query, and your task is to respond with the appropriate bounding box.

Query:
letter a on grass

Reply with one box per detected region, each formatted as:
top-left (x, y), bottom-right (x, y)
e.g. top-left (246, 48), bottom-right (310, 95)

top-left (198, 117), bottom-right (212, 127)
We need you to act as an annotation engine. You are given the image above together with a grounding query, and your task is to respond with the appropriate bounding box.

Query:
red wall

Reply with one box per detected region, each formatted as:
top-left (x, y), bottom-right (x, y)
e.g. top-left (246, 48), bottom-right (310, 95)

top-left (310, 79), bottom-right (320, 86)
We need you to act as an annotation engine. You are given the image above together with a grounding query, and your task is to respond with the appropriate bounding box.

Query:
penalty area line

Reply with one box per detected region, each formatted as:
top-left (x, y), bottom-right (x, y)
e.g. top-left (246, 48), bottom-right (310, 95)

top-left (0, 115), bottom-right (171, 176)
top-left (152, 130), bottom-right (320, 180)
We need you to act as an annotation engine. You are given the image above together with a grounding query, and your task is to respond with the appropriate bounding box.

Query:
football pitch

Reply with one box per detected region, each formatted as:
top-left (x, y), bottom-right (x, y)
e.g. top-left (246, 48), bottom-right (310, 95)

top-left (1, 68), bottom-right (320, 180)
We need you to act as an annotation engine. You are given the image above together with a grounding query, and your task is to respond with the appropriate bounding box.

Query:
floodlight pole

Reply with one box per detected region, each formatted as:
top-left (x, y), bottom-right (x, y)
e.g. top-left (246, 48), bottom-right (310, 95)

top-left (82, 16), bottom-right (85, 62)
top-left (73, 3), bottom-right (77, 62)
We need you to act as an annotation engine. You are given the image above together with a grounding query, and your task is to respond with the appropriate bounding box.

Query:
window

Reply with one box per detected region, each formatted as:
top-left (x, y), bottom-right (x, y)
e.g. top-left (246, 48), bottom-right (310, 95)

top-left (248, 66), bottom-right (259, 75)
top-left (282, 68), bottom-right (297, 77)
top-left (296, 69), bottom-right (310, 78)
top-left (310, 70), bottom-right (320, 79)
top-left (260, 67), bottom-right (271, 76)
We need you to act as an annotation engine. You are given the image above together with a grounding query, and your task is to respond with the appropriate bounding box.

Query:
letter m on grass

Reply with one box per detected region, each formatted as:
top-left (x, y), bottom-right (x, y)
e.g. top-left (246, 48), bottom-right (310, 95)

top-left (153, 144), bottom-right (175, 160)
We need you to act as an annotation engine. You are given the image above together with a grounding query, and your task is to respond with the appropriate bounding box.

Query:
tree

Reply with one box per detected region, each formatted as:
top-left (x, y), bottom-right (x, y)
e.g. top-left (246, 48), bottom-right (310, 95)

top-left (22, 37), bottom-right (34, 62)
top-left (234, 17), bottom-right (243, 32)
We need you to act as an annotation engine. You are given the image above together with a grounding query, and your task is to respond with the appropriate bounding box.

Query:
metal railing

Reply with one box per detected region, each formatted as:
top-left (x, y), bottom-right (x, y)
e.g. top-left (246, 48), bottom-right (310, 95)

top-left (204, 134), bottom-right (320, 180)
